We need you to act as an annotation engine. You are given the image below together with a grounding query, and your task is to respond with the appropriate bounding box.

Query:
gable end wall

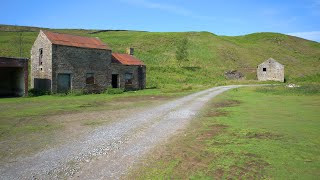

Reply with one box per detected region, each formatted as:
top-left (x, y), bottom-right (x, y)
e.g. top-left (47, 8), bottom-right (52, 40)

top-left (257, 60), bottom-right (284, 82)
top-left (30, 31), bottom-right (53, 91)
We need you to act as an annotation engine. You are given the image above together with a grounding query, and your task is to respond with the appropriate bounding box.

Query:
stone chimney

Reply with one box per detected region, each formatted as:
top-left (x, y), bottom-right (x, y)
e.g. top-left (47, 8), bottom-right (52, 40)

top-left (126, 47), bottom-right (134, 56)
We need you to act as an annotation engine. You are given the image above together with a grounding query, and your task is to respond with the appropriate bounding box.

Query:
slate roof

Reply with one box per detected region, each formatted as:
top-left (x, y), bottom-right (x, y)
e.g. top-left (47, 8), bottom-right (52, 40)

top-left (42, 30), bottom-right (110, 50)
top-left (112, 53), bottom-right (145, 66)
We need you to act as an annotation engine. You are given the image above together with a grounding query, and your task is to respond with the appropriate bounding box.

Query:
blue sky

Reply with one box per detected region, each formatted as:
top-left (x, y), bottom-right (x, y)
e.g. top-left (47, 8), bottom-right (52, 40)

top-left (1, 0), bottom-right (320, 41)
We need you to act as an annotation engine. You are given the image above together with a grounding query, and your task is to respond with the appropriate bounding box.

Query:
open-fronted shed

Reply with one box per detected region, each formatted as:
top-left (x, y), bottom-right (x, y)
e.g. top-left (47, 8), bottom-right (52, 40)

top-left (0, 57), bottom-right (28, 97)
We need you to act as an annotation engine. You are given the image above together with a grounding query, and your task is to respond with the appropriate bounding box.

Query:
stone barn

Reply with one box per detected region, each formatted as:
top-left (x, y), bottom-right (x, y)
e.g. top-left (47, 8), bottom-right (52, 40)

top-left (0, 57), bottom-right (28, 97)
top-left (257, 58), bottom-right (284, 82)
top-left (31, 30), bottom-right (112, 93)
top-left (31, 30), bottom-right (146, 93)
top-left (111, 48), bottom-right (146, 90)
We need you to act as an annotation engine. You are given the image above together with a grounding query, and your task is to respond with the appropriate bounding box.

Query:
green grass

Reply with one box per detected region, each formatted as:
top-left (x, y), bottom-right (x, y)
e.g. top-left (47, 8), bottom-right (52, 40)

top-left (0, 25), bottom-right (319, 90)
top-left (129, 85), bottom-right (320, 179)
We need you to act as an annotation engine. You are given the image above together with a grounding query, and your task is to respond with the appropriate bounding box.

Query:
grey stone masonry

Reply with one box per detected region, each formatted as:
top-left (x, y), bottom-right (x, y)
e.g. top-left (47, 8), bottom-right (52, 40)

top-left (111, 63), bottom-right (146, 90)
top-left (31, 31), bottom-right (53, 91)
top-left (257, 58), bottom-right (284, 82)
top-left (51, 45), bottom-right (111, 93)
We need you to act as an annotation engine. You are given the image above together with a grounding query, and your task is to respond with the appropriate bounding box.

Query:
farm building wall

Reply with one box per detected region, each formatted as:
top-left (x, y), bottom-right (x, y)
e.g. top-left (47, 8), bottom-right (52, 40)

top-left (111, 64), bottom-right (146, 90)
top-left (257, 58), bottom-right (284, 82)
top-left (30, 31), bottom-right (53, 91)
top-left (51, 45), bottom-right (112, 93)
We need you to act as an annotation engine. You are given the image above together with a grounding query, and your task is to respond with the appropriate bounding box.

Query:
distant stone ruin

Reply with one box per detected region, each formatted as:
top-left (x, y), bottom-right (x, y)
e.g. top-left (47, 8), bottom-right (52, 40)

top-left (224, 70), bottom-right (244, 80)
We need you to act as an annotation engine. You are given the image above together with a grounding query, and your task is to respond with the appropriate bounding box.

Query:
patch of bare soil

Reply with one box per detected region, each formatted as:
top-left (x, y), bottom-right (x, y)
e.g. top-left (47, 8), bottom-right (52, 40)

top-left (245, 131), bottom-right (283, 140)
top-left (212, 99), bottom-right (241, 108)
top-left (116, 95), bottom-right (173, 102)
top-left (196, 124), bottom-right (228, 140)
top-left (204, 99), bottom-right (240, 117)
top-left (204, 110), bottom-right (228, 117)
top-left (226, 159), bottom-right (269, 179)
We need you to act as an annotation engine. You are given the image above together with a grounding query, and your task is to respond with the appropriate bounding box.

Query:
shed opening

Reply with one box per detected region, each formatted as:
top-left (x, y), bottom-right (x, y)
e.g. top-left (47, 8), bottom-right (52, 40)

top-left (0, 67), bottom-right (25, 97)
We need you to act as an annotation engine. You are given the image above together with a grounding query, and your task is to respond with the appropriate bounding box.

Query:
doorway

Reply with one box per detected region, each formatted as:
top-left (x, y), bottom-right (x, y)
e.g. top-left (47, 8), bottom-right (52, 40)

top-left (112, 74), bottom-right (119, 88)
top-left (0, 67), bottom-right (24, 97)
top-left (57, 74), bottom-right (71, 93)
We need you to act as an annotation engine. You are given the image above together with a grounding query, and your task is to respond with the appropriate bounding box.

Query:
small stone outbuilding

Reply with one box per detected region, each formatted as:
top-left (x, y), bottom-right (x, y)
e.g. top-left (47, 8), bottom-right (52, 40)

top-left (0, 57), bottom-right (29, 97)
top-left (111, 48), bottom-right (146, 90)
top-left (31, 30), bottom-right (146, 93)
top-left (257, 58), bottom-right (284, 82)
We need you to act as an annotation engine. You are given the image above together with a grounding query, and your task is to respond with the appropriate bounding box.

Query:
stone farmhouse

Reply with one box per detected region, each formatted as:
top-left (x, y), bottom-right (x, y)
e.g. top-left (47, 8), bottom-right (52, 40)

top-left (257, 58), bottom-right (284, 82)
top-left (31, 30), bottom-right (146, 93)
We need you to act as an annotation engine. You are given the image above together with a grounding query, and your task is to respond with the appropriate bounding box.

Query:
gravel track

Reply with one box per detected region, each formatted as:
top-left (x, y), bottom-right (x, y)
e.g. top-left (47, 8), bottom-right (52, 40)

top-left (0, 85), bottom-right (242, 180)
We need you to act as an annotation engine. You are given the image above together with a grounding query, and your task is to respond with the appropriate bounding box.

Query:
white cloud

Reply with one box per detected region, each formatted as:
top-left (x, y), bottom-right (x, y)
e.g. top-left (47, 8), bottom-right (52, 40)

top-left (287, 31), bottom-right (320, 42)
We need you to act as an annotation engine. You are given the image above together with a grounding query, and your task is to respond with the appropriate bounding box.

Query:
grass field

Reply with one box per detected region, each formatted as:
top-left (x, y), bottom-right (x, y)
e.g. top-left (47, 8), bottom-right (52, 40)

top-left (1, 25), bottom-right (319, 90)
top-left (129, 85), bottom-right (320, 179)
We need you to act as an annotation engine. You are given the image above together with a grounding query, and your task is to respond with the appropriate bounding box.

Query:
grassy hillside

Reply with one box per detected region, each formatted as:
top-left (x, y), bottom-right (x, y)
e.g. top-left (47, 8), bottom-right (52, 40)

top-left (1, 24), bottom-right (319, 89)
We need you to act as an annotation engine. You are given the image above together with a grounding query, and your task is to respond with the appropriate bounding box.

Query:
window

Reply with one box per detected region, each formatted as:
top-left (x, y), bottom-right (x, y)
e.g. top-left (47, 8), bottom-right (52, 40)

top-left (263, 68), bottom-right (266, 72)
top-left (39, 48), bottom-right (43, 65)
top-left (125, 73), bottom-right (133, 85)
top-left (86, 73), bottom-right (94, 85)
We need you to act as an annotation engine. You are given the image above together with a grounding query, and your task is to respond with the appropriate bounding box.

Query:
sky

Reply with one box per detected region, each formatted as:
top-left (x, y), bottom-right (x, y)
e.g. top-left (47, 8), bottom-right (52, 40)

top-left (1, 0), bottom-right (320, 42)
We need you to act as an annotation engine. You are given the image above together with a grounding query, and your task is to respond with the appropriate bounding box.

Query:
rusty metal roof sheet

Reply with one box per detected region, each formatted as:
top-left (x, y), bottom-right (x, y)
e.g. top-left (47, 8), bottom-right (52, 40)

top-left (42, 30), bottom-right (110, 50)
top-left (112, 53), bottom-right (145, 66)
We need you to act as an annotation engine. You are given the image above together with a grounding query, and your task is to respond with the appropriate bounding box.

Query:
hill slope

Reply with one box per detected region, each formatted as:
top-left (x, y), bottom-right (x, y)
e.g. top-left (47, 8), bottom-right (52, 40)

top-left (0, 25), bottom-right (319, 89)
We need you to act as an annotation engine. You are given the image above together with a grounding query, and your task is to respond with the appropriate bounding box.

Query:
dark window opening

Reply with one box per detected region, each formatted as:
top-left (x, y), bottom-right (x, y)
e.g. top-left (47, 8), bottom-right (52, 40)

top-left (125, 73), bottom-right (133, 85)
top-left (39, 48), bottom-right (43, 65)
top-left (263, 68), bottom-right (266, 72)
top-left (86, 73), bottom-right (94, 85)
top-left (112, 74), bottom-right (119, 88)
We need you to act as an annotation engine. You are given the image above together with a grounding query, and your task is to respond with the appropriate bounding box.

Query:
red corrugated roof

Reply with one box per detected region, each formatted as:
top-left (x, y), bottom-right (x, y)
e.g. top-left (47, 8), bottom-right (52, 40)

top-left (42, 30), bottom-right (110, 50)
top-left (112, 53), bottom-right (145, 66)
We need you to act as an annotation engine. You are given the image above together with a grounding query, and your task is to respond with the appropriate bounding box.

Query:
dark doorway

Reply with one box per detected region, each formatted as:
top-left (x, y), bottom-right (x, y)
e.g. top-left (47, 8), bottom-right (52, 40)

top-left (112, 74), bottom-right (119, 88)
top-left (138, 66), bottom-right (144, 90)
top-left (57, 74), bottom-right (71, 93)
top-left (0, 67), bottom-right (24, 97)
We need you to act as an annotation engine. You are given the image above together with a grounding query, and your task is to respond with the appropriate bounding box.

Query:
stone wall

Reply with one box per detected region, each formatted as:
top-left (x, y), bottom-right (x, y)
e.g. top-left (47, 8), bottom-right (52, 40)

top-left (111, 63), bottom-right (146, 90)
top-left (30, 31), bottom-right (52, 91)
top-left (52, 45), bottom-right (112, 93)
top-left (257, 59), bottom-right (284, 82)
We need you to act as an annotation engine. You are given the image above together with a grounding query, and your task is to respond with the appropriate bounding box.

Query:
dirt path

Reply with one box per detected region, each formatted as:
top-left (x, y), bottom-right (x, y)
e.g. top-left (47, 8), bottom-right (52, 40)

top-left (0, 85), bottom-right (242, 179)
